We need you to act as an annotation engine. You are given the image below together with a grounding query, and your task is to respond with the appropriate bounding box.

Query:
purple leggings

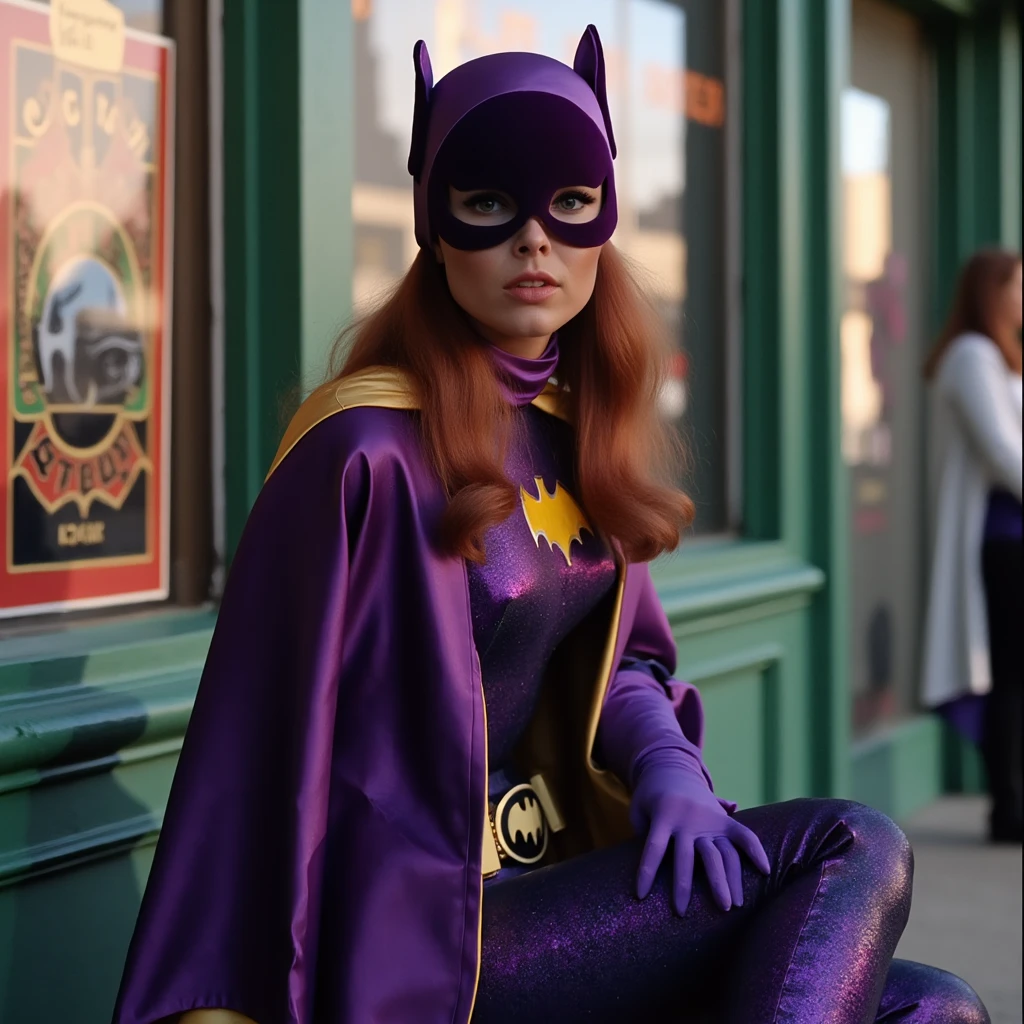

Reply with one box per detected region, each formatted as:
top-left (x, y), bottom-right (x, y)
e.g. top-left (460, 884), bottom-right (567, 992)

top-left (475, 799), bottom-right (988, 1023)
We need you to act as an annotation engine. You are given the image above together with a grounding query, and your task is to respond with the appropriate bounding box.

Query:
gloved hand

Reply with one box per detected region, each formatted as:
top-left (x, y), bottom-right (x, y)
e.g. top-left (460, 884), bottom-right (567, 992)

top-left (630, 752), bottom-right (771, 916)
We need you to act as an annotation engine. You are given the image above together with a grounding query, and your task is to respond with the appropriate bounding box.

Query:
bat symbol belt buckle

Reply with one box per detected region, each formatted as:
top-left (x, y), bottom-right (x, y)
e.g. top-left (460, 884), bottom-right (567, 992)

top-left (493, 783), bottom-right (549, 865)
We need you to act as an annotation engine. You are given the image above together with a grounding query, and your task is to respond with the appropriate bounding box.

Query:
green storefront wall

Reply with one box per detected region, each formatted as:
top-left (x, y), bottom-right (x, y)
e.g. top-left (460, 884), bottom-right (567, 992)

top-left (0, 1), bottom-right (1019, 1020)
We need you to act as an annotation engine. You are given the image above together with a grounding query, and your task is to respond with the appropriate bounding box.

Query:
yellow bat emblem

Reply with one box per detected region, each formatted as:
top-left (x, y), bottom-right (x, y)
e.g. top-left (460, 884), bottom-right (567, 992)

top-left (519, 476), bottom-right (591, 566)
top-left (495, 785), bottom-right (549, 864)
top-left (507, 794), bottom-right (545, 848)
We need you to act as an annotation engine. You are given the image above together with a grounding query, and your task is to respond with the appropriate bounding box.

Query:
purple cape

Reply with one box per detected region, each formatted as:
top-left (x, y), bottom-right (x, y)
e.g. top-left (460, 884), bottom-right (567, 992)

top-left (112, 370), bottom-right (708, 1024)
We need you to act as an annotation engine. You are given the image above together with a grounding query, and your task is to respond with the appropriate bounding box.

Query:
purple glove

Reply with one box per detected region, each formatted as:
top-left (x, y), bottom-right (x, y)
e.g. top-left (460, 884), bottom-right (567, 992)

top-left (597, 659), bottom-right (771, 914)
top-left (630, 750), bottom-right (770, 915)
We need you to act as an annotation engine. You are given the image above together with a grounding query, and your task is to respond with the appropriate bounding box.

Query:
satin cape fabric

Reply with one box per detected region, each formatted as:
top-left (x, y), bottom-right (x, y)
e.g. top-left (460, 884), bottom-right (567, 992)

top-left (112, 370), bottom-right (709, 1024)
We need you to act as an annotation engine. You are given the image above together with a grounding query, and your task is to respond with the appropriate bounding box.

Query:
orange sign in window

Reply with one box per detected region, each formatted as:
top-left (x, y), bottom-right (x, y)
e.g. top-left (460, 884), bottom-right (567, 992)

top-left (644, 65), bottom-right (726, 127)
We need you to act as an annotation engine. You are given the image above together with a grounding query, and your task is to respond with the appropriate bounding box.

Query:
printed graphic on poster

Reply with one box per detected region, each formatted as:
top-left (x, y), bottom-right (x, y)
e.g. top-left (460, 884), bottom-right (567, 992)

top-left (0, 0), bottom-right (173, 617)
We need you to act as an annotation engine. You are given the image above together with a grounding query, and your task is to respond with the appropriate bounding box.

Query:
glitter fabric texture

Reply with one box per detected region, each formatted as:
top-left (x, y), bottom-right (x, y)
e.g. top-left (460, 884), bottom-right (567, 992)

top-left (468, 401), bottom-right (616, 771)
top-left (474, 799), bottom-right (989, 1023)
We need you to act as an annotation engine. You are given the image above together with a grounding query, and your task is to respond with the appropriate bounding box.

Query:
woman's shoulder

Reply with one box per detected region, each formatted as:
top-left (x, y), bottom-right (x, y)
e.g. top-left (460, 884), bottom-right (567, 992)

top-left (267, 368), bottom-right (423, 483)
top-left (937, 332), bottom-right (1008, 384)
top-left (943, 331), bottom-right (1004, 363)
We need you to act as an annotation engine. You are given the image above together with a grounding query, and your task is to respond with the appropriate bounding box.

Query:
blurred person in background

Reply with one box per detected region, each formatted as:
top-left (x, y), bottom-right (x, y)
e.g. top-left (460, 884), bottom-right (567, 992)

top-left (922, 248), bottom-right (1023, 843)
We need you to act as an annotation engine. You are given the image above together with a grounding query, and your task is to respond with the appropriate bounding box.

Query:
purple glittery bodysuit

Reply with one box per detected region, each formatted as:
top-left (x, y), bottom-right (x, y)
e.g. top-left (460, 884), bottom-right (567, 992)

top-left (467, 339), bottom-right (616, 782)
top-left (470, 342), bottom-right (988, 1024)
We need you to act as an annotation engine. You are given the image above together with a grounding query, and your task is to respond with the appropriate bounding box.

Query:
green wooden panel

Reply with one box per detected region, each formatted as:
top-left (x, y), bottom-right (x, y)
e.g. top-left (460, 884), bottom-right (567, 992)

top-left (0, 847), bottom-right (155, 1024)
top-left (700, 667), bottom-right (771, 809)
top-left (850, 715), bottom-right (944, 819)
top-left (674, 606), bottom-right (813, 803)
top-left (0, 752), bottom-right (174, 887)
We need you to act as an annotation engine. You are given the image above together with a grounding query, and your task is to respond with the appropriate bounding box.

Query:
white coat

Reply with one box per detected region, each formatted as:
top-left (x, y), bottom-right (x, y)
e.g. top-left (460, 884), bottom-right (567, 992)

top-left (921, 332), bottom-right (1023, 707)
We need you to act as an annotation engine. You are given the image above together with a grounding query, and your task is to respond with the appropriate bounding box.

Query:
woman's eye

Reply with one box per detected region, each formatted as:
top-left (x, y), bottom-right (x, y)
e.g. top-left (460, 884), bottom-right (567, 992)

top-left (553, 191), bottom-right (596, 213)
top-left (465, 194), bottom-right (506, 215)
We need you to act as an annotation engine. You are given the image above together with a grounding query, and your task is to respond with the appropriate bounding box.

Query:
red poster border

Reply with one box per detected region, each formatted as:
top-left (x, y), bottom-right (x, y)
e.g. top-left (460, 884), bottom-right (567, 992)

top-left (0, 1), bottom-right (173, 616)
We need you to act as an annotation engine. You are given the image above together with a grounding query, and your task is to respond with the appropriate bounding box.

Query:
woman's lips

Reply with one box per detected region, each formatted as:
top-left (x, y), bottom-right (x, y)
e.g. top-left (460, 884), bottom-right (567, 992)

top-left (504, 274), bottom-right (558, 304)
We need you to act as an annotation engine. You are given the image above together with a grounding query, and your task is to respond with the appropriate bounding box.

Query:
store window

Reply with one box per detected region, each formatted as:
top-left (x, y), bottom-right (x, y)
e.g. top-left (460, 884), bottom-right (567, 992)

top-left (352, 0), bottom-right (736, 534)
top-left (843, 0), bottom-right (929, 733)
top-left (1, 0), bottom-right (212, 620)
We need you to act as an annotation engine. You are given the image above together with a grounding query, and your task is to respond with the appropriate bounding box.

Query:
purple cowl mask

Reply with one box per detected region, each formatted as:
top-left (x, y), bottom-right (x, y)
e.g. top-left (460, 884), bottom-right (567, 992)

top-left (408, 24), bottom-right (618, 251)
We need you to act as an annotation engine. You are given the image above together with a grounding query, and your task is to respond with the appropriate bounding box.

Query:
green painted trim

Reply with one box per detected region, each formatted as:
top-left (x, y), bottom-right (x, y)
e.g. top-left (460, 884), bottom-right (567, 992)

top-left (0, 627), bottom-right (212, 692)
top-left (850, 715), bottom-right (945, 819)
top-left (0, 614), bottom-right (211, 778)
top-left (222, 1), bottom-right (304, 558)
top-left (655, 558), bottom-right (824, 622)
top-left (0, 670), bottom-right (198, 777)
top-left (675, 643), bottom-right (785, 685)
top-left (804, 0), bottom-right (850, 799)
top-left (655, 537), bottom-right (810, 581)
top-left (0, 738), bottom-right (184, 798)
top-left (741, 0), bottom-right (782, 540)
top-left (673, 594), bottom-right (811, 638)
top-left (0, 608), bottom-right (215, 669)
top-left (0, 811), bottom-right (162, 889)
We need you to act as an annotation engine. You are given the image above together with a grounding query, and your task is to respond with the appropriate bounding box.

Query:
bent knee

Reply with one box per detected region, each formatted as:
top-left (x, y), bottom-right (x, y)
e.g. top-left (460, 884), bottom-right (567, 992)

top-left (817, 799), bottom-right (914, 908)
top-left (886, 961), bottom-right (990, 1024)
top-left (822, 799), bottom-right (912, 864)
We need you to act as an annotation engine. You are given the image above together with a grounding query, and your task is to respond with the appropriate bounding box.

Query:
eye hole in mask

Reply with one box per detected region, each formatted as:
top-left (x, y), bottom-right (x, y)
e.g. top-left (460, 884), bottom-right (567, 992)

top-left (448, 185), bottom-right (604, 229)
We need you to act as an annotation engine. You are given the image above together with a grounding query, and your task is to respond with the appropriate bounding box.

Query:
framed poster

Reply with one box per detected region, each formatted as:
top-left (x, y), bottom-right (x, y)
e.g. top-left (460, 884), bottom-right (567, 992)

top-left (0, 0), bottom-right (173, 618)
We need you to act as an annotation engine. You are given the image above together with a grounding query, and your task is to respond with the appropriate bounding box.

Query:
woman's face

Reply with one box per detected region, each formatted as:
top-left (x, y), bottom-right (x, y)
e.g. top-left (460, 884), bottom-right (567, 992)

top-left (436, 185), bottom-right (603, 357)
top-left (998, 262), bottom-right (1023, 332)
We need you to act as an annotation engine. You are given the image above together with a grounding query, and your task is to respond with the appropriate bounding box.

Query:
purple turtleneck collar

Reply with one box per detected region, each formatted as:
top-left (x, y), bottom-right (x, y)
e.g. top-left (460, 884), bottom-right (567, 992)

top-left (488, 334), bottom-right (559, 406)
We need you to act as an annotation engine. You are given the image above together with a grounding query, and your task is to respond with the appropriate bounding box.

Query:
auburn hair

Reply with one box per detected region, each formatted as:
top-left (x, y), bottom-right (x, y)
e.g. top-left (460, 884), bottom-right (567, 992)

top-left (924, 248), bottom-right (1022, 378)
top-left (329, 244), bottom-right (694, 563)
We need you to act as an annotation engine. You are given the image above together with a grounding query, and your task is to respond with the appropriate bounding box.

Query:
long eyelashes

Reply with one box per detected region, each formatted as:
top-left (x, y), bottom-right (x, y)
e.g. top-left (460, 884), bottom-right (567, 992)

top-left (554, 190), bottom-right (597, 207)
top-left (460, 191), bottom-right (597, 210)
top-left (462, 191), bottom-right (510, 212)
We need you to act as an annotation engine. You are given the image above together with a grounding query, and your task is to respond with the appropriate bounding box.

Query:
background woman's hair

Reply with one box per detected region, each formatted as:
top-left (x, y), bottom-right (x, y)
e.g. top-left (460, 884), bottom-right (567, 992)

top-left (924, 247), bottom-right (1022, 378)
top-left (328, 244), bottom-right (694, 563)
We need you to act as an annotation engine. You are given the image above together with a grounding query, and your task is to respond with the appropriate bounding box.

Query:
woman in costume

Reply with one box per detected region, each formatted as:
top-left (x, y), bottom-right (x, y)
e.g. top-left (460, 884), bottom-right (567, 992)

top-left (114, 28), bottom-right (989, 1024)
top-left (921, 250), bottom-right (1022, 843)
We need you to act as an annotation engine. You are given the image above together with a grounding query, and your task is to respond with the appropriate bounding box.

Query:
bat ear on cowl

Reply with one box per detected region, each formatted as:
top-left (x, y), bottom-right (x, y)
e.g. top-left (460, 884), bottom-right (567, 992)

top-left (573, 23), bottom-right (617, 159)
top-left (407, 39), bottom-right (434, 180)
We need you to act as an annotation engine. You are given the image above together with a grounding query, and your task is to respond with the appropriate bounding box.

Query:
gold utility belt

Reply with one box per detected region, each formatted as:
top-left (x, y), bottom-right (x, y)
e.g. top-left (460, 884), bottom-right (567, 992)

top-left (483, 773), bottom-right (566, 877)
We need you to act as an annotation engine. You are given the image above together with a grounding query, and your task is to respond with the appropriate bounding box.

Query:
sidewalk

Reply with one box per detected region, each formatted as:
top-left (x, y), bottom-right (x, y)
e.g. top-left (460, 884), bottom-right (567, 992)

top-left (897, 796), bottom-right (1022, 1024)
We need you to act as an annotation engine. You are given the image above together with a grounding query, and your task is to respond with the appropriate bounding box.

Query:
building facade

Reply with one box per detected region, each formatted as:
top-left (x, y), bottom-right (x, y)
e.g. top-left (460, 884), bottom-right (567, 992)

top-left (0, 0), bottom-right (1019, 1019)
